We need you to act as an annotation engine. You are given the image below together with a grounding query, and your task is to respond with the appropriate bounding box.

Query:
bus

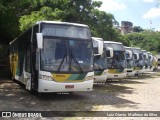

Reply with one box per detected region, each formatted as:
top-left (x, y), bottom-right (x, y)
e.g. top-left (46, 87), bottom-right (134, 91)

top-left (92, 37), bottom-right (108, 83)
top-left (147, 52), bottom-right (153, 72)
top-left (142, 50), bottom-right (149, 73)
top-left (132, 47), bottom-right (145, 75)
top-left (104, 41), bottom-right (127, 79)
top-left (125, 47), bottom-right (136, 77)
top-left (157, 57), bottom-right (160, 66)
top-left (152, 56), bottom-right (158, 71)
top-left (9, 21), bottom-right (94, 93)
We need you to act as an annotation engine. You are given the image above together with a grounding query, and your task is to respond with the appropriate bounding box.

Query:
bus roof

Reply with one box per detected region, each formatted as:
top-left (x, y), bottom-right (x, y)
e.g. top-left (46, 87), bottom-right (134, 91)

top-left (36, 21), bottom-right (89, 27)
top-left (124, 46), bottom-right (132, 49)
top-left (92, 37), bottom-right (104, 41)
top-left (132, 47), bottom-right (141, 50)
top-left (10, 21), bottom-right (89, 45)
top-left (104, 41), bottom-right (123, 45)
top-left (147, 52), bottom-right (151, 54)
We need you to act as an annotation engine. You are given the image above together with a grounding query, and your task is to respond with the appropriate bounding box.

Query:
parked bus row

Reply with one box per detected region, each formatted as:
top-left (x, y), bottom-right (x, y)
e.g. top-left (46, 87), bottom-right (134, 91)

top-left (93, 37), bottom-right (158, 83)
top-left (9, 21), bottom-right (158, 94)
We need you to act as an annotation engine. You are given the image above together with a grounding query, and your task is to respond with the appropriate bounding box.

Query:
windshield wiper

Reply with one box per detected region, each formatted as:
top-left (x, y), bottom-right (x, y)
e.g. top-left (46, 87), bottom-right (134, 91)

top-left (70, 52), bottom-right (83, 73)
top-left (57, 52), bottom-right (67, 72)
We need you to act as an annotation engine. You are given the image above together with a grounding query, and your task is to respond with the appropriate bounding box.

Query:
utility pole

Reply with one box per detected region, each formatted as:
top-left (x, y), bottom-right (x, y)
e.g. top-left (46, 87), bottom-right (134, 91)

top-left (149, 20), bottom-right (152, 32)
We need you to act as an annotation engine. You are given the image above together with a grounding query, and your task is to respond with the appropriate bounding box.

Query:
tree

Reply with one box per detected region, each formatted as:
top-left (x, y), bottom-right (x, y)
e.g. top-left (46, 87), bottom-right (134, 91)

top-left (0, 0), bottom-right (134, 48)
top-left (125, 31), bottom-right (160, 54)
top-left (0, 0), bottom-right (19, 44)
top-left (133, 26), bottom-right (144, 33)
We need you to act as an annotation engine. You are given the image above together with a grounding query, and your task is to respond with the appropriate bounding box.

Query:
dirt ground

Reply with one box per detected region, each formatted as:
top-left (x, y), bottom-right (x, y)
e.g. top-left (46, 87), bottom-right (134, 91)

top-left (0, 69), bottom-right (160, 120)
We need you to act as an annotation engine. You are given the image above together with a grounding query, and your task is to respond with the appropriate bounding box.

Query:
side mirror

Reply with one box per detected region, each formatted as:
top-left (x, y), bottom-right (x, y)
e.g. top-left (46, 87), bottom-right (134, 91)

top-left (106, 47), bottom-right (113, 58)
top-left (98, 40), bottom-right (103, 55)
top-left (144, 53), bottom-right (148, 60)
top-left (134, 53), bottom-right (139, 60)
top-left (93, 39), bottom-right (103, 56)
top-left (126, 50), bottom-right (132, 59)
top-left (36, 33), bottom-right (43, 49)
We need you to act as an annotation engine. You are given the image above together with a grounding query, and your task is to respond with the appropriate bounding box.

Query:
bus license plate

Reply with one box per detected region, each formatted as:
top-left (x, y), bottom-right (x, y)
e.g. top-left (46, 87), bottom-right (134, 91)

top-left (114, 75), bottom-right (118, 77)
top-left (65, 85), bottom-right (74, 89)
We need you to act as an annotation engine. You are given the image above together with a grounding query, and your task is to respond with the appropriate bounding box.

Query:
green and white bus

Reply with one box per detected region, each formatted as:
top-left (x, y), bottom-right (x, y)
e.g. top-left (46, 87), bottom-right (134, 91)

top-left (9, 21), bottom-right (94, 93)
top-left (104, 41), bottom-right (127, 79)
top-left (125, 47), bottom-right (136, 77)
top-left (92, 37), bottom-right (108, 83)
top-left (132, 47), bottom-right (145, 75)
top-left (142, 50), bottom-right (149, 73)
top-left (147, 52), bottom-right (154, 72)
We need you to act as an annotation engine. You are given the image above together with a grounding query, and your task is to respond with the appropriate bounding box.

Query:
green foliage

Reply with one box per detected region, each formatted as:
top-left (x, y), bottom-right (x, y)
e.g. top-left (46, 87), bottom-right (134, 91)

top-left (0, 0), bottom-right (159, 55)
top-left (125, 31), bottom-right (160, 54)
top-left (0, 0), bottom-right (19, 44)
top-left (0, 44), bottom-right (9, 64)
top-left (19, 7), bottom-right (65, 31)
top-left (133, 26), bottom-right (144, 32)
top-left (18, 0), bottom-right (119, 43)
top-left (90, 9), bottom-right (115, 40)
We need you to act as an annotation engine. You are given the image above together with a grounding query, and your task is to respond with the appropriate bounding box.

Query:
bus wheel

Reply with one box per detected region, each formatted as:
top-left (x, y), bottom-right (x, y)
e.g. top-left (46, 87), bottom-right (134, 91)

top-left (30, 89), bottom-right (38, 95)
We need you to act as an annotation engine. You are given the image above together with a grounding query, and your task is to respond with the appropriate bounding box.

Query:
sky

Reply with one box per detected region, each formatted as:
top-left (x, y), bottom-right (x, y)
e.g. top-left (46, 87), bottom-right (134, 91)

top-left (94, 0), bottom-right (160, 31)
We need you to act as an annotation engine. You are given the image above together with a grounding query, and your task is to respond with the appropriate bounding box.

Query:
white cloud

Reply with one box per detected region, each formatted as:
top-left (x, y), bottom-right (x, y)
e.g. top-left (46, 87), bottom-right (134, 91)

top-left (94, 0), bottom-right (126, 12)
top-left (143, 8), bottom-right (160, 19)
top-left (143, 0), bottom-right (154, 2)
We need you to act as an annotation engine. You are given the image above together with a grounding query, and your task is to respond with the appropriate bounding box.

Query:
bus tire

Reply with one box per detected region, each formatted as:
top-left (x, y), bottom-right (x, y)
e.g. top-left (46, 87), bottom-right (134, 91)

top-left (30, 89), bottom-right (38, 95)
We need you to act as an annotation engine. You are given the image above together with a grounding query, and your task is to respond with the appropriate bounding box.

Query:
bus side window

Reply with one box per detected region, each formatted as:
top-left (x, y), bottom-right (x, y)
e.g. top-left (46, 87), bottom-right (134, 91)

top-left (25, 47), bottom-right (31, 72)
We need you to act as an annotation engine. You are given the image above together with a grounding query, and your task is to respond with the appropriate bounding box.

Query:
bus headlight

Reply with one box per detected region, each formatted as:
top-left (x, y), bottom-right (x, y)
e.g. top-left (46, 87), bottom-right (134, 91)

top-left (39, 75), bottom-right (53, 81)
top-left (85, 76), bottom-right (94, 81)
top-left (102, 70), bottom-right (108, 75)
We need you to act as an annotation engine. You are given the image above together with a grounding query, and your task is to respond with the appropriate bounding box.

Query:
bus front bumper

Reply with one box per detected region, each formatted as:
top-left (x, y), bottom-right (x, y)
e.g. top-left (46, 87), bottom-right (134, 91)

top-left (94, 75), bottom-right (107, 83)
top-left (38, 79), bottom-right (93, 93)
top-left (127, 71), bottom-right (136, 77)
top-left (107, 72), bottom-right (127, 79)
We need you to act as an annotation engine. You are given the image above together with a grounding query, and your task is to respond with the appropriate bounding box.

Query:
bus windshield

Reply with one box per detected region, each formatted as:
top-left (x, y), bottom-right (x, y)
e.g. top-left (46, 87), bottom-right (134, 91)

top-left (133, 49), bottom-right (144, 67)
top-left (105, 43), bottom-right (125, 69)
top-left (94, 52), bottom-right (107, 70)
top-left (127, 59), bottom-right (135, 68)
top-left (40, 38), bottom-right (93, 73)
top-left (125, 50), bottom-right (135, 68)
top-left (133, 53), bottom-right (144, 67)
top-left (107, 51), bottom-right (126, 69)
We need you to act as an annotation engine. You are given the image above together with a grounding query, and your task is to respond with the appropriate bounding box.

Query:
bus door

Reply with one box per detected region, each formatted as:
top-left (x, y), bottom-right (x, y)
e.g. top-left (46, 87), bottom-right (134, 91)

top-left (25, 35), bottom-right (38, 91)
top-left (31, 45), bottom-right (38, 91)
top-left (24, 45), bottom-right (32, 90)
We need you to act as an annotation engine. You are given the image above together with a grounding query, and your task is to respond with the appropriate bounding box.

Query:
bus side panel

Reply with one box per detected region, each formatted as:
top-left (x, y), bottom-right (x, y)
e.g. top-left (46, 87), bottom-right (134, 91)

top-left (9, 44), bottom-right (25, 82)
top-left (9, 27), bottom-right (33, 88)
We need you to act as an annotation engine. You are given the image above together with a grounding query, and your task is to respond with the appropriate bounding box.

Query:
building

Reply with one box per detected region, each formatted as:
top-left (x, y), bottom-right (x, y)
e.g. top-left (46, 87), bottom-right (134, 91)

top-left (121, 21), bottom-right (133, 34)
